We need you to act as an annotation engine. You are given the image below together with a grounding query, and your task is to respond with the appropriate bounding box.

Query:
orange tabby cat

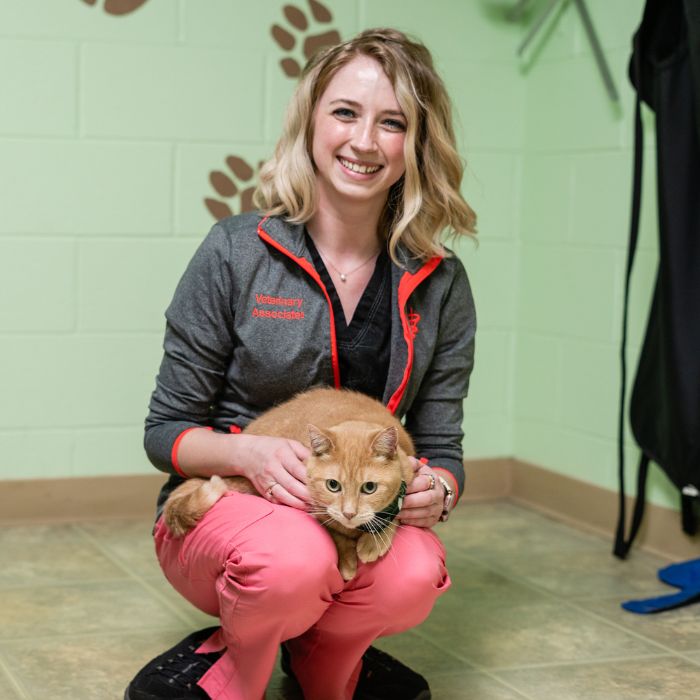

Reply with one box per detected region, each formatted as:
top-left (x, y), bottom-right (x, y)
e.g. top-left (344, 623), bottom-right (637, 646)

top-left (163, 388), bottom-right (415, 580)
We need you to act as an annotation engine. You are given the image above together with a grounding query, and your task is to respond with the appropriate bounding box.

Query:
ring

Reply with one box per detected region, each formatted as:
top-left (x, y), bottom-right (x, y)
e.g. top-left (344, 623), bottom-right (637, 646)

top-left (266, 482), bottom-right (278, 499)
top-left (426, 473), bottom-right (436, 491)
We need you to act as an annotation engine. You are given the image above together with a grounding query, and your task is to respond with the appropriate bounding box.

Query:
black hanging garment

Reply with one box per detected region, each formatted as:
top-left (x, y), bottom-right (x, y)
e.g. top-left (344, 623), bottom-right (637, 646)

top-left (614, 0), bottom-right (700, 559)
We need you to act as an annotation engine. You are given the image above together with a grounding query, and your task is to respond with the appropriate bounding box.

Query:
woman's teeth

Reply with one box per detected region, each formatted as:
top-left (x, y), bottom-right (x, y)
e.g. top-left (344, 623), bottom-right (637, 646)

top-left (339, 158), bottom-right (381, 174)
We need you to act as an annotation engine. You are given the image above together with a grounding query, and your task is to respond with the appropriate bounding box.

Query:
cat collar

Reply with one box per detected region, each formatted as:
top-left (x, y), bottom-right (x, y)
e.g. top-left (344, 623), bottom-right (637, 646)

top-left (357, 480), bottom-right (407, 533)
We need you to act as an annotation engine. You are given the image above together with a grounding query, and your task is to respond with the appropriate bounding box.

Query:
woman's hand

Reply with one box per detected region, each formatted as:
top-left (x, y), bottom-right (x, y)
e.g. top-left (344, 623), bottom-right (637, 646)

top-left (233, 434), bottom-right (311, 510)
top-left (398, 458), bottom-right (445, 528)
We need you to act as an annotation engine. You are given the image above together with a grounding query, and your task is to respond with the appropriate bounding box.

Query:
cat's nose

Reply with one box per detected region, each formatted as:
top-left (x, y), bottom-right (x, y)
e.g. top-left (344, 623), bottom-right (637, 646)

top-left (342, 510), bottom-right (356, 520)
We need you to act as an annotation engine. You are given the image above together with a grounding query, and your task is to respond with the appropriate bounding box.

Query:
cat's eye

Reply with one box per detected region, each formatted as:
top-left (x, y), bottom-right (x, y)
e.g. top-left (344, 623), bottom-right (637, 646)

top-left (326, 479), bottom-right (342, 492)
top-left (361, 482), bottom-right (377, 494)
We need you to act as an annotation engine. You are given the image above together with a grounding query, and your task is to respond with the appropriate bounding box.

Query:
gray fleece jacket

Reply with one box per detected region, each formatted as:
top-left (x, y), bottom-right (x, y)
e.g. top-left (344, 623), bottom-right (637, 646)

top-left (145, 213), bottom-right (476, 516)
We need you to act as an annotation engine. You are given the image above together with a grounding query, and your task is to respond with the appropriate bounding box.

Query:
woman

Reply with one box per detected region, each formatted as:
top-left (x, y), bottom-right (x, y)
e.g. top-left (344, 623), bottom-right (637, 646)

top-left (126, 27), bottom-right (476, 700)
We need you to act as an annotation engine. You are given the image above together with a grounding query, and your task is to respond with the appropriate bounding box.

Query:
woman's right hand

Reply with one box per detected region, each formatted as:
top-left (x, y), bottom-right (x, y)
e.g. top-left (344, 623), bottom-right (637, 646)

top-left (232, 434), bottom-right (311, 510)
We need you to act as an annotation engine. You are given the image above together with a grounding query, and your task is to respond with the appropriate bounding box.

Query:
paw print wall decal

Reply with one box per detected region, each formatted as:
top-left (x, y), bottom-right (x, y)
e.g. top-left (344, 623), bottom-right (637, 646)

top-left (203, 0), bottom-right (341, 223)
top-left (80, 0), bottom-right (149, 15)
top-left (271, 0), bottom-right (341, 78)
top-left (204, 156), bottom-right (263, 220)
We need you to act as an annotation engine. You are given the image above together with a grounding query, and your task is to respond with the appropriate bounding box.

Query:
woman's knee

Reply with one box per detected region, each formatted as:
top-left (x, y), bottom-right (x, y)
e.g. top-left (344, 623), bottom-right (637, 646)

top-left (221, 505), bottom-right (343, 606)
top-left (360, 527), bottom-right (450, 623)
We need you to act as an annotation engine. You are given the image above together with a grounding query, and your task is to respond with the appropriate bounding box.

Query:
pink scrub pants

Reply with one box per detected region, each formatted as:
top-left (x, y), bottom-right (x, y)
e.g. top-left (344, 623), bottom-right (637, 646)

top-left (154, 491), bottom-right (450, 700)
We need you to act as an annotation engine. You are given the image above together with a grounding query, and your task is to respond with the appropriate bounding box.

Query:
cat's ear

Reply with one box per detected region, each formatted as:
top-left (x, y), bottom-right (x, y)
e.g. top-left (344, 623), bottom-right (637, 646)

top-left (308, 424), bottom-right (334, 456)
top-left (371, 427), bottom-right (398, 458)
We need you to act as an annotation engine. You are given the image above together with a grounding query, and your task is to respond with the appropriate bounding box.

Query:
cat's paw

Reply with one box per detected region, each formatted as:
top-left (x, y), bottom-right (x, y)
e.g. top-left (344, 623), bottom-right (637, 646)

top-left (356, 531), bottom-right (392, 564)
top-left (339, 555), bottom-right (358, 581)
top-left (271, 0), bottom-right (342, 78)
top-left (80, 0), bottom-right (149, 16)
top-left (204, 155), bottom-right (262, 220)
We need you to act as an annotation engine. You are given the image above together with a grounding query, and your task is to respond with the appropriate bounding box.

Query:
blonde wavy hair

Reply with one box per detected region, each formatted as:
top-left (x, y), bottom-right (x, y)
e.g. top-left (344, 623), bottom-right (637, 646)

top-left (254, 27), bottom-right (476, 263)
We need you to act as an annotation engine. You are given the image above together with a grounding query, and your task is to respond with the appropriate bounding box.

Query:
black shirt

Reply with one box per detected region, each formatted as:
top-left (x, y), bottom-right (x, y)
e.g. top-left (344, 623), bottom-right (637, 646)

top-left (305, 232), bottom-right (391, 400)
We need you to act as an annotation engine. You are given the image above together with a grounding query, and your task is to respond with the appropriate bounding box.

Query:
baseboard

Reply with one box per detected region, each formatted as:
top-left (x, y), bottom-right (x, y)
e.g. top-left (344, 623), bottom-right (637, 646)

top-left (461, 457), bottom-right (513, 501)
top-left (0, 473), bottom-right (167, 524)
top-left (1, 461), bottom-right (698, 560)
top-left (465, 458), bottom-right (700, 561)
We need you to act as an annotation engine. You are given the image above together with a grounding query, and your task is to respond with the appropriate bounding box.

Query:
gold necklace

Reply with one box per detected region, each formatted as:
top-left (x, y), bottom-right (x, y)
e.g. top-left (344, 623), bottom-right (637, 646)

top-left (316, 247), bottom-right (380, 283)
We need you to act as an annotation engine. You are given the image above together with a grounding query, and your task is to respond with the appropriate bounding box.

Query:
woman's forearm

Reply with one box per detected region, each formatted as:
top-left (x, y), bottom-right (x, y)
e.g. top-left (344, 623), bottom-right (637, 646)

top-left (175, 427), bottom-right (311, 508)
top-left (175, 428), bottom-right (254, 478)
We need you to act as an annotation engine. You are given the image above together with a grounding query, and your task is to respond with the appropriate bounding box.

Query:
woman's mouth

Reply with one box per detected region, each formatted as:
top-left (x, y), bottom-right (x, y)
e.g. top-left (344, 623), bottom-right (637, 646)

top-left (338, 157), bottom-right (382, 175)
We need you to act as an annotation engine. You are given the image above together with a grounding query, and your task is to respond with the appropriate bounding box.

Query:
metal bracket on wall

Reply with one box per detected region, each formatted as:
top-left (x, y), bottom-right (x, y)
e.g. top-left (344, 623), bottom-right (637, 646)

top-left (517, 0), bottom-right (619, 102)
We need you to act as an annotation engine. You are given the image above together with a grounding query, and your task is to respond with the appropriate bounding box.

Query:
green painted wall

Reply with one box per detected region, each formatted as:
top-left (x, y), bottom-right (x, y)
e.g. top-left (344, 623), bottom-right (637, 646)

top-left (0, 0), bottom-right (669, 508)
top-left (508, 0), bottom-right (672, 509)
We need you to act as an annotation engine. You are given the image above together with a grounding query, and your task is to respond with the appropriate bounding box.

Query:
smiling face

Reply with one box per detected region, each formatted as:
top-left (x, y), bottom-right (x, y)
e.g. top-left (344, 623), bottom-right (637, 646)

top-left (310, 54), bottom-right (407, 214)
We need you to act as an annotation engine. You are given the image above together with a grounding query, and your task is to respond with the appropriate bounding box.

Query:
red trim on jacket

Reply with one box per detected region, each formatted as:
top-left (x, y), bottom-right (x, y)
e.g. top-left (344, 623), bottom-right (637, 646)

top-left (257, 219), bottom-right (341, 389)
top-left (386, 256), bottom-right (443, 415)
top-left (171, 426), bottom-right (213, 478)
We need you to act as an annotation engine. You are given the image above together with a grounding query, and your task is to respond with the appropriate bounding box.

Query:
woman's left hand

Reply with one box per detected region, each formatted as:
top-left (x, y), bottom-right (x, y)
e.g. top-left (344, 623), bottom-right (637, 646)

top-left (398, 458), bottom-right (444, 528)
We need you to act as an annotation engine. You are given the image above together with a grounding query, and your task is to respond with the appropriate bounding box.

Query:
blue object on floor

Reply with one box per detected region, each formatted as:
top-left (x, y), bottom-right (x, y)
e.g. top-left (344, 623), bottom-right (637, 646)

top-left (622, 558), bottom-right (700, 614)
top-left (657, 558), bottom-right (700, 588)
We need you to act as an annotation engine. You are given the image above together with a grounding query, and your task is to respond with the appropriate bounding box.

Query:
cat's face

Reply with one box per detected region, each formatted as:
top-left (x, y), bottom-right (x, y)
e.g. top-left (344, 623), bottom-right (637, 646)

top-left (305, 421), bottom-right (413, 531)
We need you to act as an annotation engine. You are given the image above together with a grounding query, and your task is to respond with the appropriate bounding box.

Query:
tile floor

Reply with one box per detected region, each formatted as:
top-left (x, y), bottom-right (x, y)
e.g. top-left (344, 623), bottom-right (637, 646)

top-left (1, 501), bottom-right (700, 699)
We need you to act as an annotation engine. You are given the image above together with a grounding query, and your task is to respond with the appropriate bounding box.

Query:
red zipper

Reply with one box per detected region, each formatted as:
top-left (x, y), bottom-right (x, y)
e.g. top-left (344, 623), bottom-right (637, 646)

top-left (386, 256), bottom-right (443, 415)
top-left (257, 218), bottom-right (341, 389)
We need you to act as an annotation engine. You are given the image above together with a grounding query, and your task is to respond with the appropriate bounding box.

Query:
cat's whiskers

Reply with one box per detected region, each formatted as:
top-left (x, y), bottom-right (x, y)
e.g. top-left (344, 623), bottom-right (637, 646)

top-left (374, 508), bottom-right (397, 518)
top-left (309, 510), bottom-right (336, 528)
top-left (305, 499), bottom-right (331, 516)
top-left (364, 518), bottom-right (392, 558)
top-left (375, 522), bottom-right (401, 567)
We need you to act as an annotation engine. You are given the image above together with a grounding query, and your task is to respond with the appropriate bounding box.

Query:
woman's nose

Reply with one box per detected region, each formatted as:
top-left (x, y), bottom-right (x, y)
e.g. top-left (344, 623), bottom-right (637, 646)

top-left (351, 119), bottom-right (376, 152)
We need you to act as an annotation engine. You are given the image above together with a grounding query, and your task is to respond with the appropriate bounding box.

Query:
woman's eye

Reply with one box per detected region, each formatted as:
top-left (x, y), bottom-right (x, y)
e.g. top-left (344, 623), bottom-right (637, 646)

top-left (333, 108), bottom-right (355, 119)
top-left (326, 479), bottom-right (342, 492)
top-left (383, 119), bottom-right (406, 131)
top-left (361, 482), bottom-right (377, 494)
